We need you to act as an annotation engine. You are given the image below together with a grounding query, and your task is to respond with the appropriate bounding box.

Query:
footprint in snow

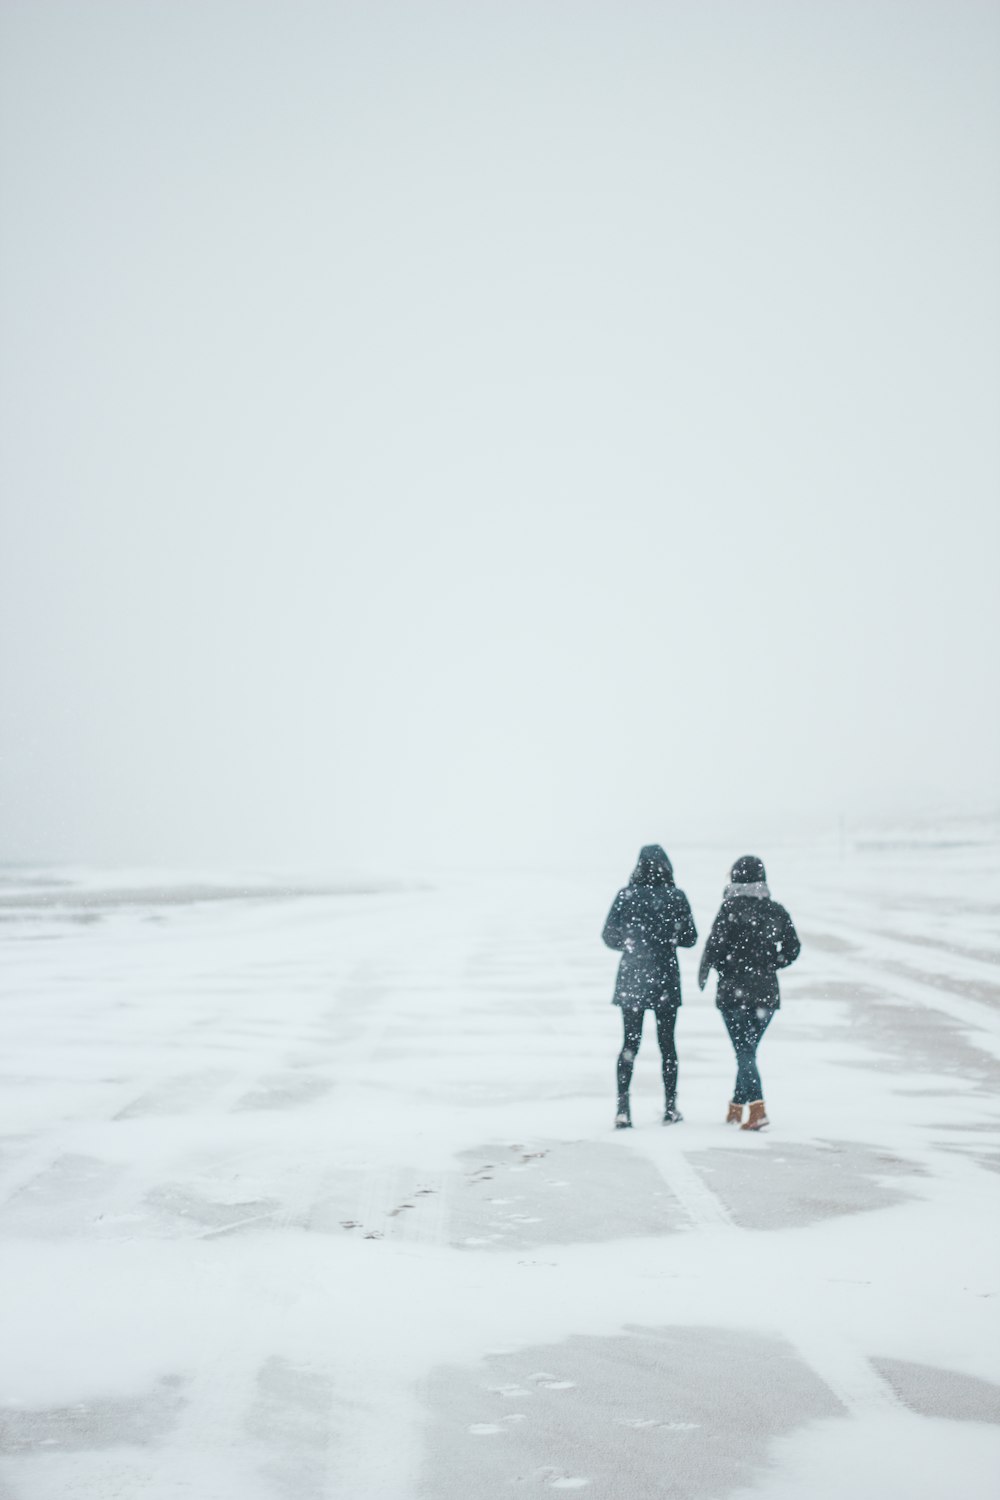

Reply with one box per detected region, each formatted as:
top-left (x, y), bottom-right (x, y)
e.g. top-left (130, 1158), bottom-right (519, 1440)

top-left (468, 1423), bottom-right (503, 1436)
top-left (528, 1373), bottom-right (576, 1389)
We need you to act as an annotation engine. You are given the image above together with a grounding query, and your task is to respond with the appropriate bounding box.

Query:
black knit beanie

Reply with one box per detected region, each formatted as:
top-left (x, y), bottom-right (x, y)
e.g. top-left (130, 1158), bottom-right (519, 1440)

top-left (730, 854), bottom-right (767, 885)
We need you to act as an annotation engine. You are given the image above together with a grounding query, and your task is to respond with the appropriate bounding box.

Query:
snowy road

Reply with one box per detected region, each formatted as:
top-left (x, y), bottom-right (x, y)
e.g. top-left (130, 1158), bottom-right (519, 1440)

top-left (1, 843), bottom-right (998, 1498)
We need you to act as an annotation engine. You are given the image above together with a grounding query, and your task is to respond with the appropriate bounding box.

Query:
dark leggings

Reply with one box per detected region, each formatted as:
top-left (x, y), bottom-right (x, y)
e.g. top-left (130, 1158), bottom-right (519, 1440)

top-left (721, 1007), bottom-right (774, 1104)
top-left (617, 1006), bottom-right (678, 1104)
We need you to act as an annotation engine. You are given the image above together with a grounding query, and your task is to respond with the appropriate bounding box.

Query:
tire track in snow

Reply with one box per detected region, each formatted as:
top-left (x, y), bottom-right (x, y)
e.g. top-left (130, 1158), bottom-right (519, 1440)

top-left (629, 1133), bottom-right (906, 1422)
top-left (632, 1137), bottom-right (734, 1231)
top-left (785, 1324), bottom-right (904, 1419)
top-left (804, 931), bottom-right (1000, 1080)
top-left (146, 956), bottom-right (404, 1494)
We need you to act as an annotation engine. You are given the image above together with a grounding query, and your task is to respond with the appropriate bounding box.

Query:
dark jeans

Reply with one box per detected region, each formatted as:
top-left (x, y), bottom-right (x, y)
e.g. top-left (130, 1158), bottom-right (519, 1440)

top-left (617, 1005), bottom-right (678, 1105)
top-left (721, 1006), bottom-right (774, 1104)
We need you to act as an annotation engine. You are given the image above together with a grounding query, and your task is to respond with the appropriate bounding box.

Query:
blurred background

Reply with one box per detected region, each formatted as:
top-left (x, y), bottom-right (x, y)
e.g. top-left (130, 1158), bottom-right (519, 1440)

top-left (1, 0), bottom-right (997, 874)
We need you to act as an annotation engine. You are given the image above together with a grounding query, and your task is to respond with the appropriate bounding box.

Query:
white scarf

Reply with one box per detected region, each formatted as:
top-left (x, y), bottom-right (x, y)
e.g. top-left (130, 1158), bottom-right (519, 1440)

top-left (724, 881), bottom-right (770, 900)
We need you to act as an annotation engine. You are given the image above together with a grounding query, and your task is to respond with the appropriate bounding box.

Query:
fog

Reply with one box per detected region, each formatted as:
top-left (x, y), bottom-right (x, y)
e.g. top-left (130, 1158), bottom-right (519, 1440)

top-left (1, 0), bottom-right (997, 874)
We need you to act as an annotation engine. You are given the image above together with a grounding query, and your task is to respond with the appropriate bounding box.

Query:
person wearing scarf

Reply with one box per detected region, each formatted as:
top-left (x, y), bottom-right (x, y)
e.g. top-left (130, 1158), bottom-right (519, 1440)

top-left (698, 855), bottom-right (801, 1130)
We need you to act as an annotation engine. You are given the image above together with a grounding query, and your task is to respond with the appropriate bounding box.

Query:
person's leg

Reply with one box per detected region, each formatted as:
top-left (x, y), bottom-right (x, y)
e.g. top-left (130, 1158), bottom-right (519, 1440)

top-left (617, 1008), bottom-right (644, 1093)
top-left (741, 1009), bottom-right (773, 1102)
top-left (738, 1009), bottom-right (774, 1130)
top-left (721, 1008), bottom-right (752, 1104)
top-left (654, 1006), bottom-right (680, 1114)
top-left (616, 1008), bottom-right (644, 1118)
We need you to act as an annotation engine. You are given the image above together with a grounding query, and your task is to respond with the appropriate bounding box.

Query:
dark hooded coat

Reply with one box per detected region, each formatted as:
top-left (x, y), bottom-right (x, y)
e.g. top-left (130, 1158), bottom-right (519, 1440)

top-left (602, 845), bottom-right (697, 1010)
top-left (698, 862), bottom-right (801, 1011)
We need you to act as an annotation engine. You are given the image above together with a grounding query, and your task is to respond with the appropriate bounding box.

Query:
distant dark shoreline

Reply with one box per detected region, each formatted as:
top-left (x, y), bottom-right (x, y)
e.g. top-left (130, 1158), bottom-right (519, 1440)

top-left (0, 881), bottom-right (419, 913)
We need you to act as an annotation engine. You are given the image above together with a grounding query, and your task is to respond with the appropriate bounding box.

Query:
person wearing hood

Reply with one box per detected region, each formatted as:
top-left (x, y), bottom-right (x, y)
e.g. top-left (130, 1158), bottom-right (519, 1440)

top-left (602, 845), bottom-right (697, 1129)
top-left (698, 855), bottom-right (801, 1131)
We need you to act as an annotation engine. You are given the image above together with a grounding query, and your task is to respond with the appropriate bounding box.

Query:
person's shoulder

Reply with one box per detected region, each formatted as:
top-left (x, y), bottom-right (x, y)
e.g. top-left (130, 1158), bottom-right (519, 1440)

top-left (765, 898), bottom-right (793, 920)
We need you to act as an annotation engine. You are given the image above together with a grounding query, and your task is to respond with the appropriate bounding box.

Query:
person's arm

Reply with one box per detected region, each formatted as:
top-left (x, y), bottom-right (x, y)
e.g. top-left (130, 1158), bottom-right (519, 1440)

top-left (602, 891), bottom-right (628, 951)
top-left (774, 908), bottom-right (801, 969)
top-left (698, 912), bottom-right (723, 989)
top-left (673, 890), bottom-right (698, 949)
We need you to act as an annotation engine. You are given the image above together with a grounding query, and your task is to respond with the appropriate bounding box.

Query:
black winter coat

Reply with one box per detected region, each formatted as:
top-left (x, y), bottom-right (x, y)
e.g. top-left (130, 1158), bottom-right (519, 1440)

top-left (698, 894), bottom-right (801, 1011)
top-left (603, 875), bottom-right (698, 1010)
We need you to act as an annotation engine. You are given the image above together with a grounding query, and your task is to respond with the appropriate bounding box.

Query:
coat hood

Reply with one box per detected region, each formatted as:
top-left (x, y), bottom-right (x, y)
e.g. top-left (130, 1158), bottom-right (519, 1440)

top-left (631, 844), bottom-right (675, 886)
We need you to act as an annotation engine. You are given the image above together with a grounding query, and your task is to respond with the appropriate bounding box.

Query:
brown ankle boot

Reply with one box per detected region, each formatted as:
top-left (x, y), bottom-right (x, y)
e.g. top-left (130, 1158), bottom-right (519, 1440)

top-left (741, 1100), bottom-right (769, 1131)
top-left (726, 1101), bottom-right (743, 1125)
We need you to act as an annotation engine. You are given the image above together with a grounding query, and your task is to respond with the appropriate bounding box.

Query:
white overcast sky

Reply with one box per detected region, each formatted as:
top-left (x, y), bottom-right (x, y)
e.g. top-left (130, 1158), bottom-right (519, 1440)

top-left (1, 0), bottom-right (998, 873)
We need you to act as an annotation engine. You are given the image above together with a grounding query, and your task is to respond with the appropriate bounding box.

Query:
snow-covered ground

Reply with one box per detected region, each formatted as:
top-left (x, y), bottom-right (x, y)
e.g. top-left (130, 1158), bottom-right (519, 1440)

top-left (1, 840), bottom-right (998, 1498)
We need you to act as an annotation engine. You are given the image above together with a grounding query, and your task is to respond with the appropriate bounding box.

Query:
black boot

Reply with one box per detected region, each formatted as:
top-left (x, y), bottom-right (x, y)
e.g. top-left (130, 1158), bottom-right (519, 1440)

top-left (662, 1101), bottom-right (684, 1125)
top-left (614, 1095), bottom-right (632, 1129)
